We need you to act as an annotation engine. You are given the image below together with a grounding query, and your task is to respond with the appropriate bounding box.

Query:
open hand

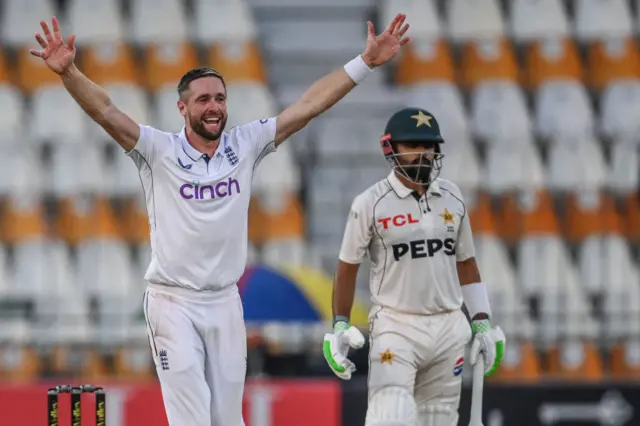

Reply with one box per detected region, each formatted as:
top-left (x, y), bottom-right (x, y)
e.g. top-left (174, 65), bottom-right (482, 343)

top-left (29, 16), bottom-right (76, 75)
top-left (361, 13), bottom-right (410, 68)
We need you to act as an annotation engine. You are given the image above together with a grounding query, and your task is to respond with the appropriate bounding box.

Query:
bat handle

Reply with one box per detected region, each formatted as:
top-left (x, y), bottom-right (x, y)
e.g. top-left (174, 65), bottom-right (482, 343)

top-left (468, 353), bottom-right (485, 426)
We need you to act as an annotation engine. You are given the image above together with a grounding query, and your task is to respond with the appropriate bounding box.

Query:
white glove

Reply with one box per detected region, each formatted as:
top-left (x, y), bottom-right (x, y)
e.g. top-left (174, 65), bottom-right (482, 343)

top-left (469, 319), bottom-right (506, 376)
top-left (323, 321), bottom-right (365, 380)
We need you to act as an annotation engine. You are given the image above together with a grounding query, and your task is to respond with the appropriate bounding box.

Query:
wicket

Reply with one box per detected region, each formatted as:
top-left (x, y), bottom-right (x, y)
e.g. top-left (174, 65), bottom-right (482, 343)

top-left (47, 385), bottom-right (106, 426)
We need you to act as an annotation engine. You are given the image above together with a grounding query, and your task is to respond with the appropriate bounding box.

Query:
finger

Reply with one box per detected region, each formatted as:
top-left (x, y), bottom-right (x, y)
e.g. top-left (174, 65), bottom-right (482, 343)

top-left (52, 16), bottom-right (63, 41)
top-left (400, 36), bottom-right (411, 46)
top-left (29, 49), bottom-right (45, 58)
top-left (67, 34), bottom-right (76, 50)
top-left (40, 20), bottom-right (53, 43)
top-left (393, 14), bottom-right (406, 34)
top-left (367, 21), bottom-right (375, 40)
top-left (35, 33), bottom-right (48, 49)
top-left (384, 13), bottom-right (402, 34)
top-left (397, 23), bottom-right (410, 38)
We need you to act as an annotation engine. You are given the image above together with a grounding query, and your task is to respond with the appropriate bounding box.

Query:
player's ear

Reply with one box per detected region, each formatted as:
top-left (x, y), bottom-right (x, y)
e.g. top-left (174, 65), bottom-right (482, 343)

top-left (177, 100), bottom-right (187, 117)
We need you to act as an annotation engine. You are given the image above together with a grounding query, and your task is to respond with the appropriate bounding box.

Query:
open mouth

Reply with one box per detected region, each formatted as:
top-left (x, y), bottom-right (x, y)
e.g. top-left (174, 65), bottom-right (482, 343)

top-left (203, 117), bottom-right (221, 125)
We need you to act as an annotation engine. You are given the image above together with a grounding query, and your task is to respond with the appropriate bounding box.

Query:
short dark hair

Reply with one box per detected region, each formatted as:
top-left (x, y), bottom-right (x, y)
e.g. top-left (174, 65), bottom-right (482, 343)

top-left (177, 67), bottom-right (226, 99)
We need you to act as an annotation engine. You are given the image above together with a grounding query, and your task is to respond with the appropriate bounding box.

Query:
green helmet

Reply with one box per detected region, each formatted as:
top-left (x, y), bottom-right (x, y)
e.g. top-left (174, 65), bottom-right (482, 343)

top-left (380, 107), bottom-right (445, 186)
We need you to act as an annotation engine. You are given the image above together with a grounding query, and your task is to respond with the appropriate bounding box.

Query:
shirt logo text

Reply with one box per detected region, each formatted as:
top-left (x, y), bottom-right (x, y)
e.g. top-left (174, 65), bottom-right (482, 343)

top-left (378, 213), bottom-right (419, 230)
top-left (392, 238), bottom-right (456, 260)
top-left (179, 177), bottom-right (241, 200)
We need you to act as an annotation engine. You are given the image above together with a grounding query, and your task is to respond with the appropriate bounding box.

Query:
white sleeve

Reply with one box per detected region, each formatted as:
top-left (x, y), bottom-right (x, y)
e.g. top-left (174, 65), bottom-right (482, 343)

top-left (126, 124), bottom-right (173, 167)
top-left (338, 194), bottom-right (374, 264)
top-left (235, 117), bottom-right (278, 166)
top-left (456, 207), bottom-right (476, 262)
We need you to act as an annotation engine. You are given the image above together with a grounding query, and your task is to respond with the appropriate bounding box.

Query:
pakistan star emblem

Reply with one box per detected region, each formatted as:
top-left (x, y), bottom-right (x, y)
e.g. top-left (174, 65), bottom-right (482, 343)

top-left (439, 208), bottom-right (455, 225)
top-left (379, 349), bottom-right (396, 365)
top-left (410, 110), bottom-right (433, 128)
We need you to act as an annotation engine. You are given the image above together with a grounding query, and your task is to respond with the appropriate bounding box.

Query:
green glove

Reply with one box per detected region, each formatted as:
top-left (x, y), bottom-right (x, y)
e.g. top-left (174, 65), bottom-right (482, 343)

top-left (323, 320), bottom-right (365, 380)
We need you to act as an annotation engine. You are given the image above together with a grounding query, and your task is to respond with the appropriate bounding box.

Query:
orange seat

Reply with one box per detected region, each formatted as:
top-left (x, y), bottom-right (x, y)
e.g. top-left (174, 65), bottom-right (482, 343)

top-left (491, 340), bottom-right (541, 383)
top-left (114, 346), bottom-right (155, 380)
top-left (459, 37), bottom-right (519, 89)
top-left (610, 341), bottom-right (640, 380)
top-left (1, 200), bottom-right (49, 245)
top-left (248, 196), bottom-right (267, 246)
top-left (50, 346), bottom-right (107, 381)
top-left (622, 193), bottom-right (640, 243)
top-left (564, 191), bottom-right (623, 243)
top-left (524, 38), bottom-right (583, 91)
top-left (79, 42), bottom-right (138, 86)
top-left (143, 42), bottom-right (199, 91)
top-left (207, 41), bottom-right (266, 84)
top-left (119, 197), bottom-right (150, 245)
top-left (0, 345), bottom-right (40, 381)
top-left (0, 48), bottom-right (11, 84)
top-left (521, 190), bottom-right (560, 237)
top-left (587, 37), bottom-right (640, 92)
top-left (259, 193), bottom-right (305, 241)
top-left (546, 340), bottom-right (604, 381)
top-left (394, 39), bottom-right (454, 85)
top-left (55, 196), bottom-right (120, 246)
top-left (468, 192), bottom-right (497, 236)
top-left (15, 47), bottom-right (61, 94)
top-left (495, 191), bottom-right (525, 245)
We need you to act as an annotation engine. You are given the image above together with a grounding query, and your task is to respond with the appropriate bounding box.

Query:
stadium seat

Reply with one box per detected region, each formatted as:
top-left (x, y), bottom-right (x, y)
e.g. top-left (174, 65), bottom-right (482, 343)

top-left (67, 0), bottom-right (123, 45)
top-left (467, 193), bottom-right (496, 236)
top-left (79, 42), bottom-right (138, 86)
top-left (469, 80), bottom-right (531, 144)
top-left (500, 190), bottom-right (558, 249)
top-left (143, 42), bottom-right (199, 92)
top-left (15, 47), bottom-right (62, 95)
top-left (193, 0), bottom-right (258, 43)
top-left (611, 338), bottom-right (640, 379)
top-left (599, 80), bottom-right (640, 141)
top-left (50, 143), bottom-right (108, 198)
top-left (0, 336), bottom-right (41, 380)
top-left (29, 86), bottom-right (86, 145)
top-left (607, 142), bottom-right (638, 195)
top-left (534, 81), bottom-right (594, 141)
top-left (114, 344), bottom-right (155, 380)
top-left (438, 138), bottom-right (481, 194)
top-left (546, 339), bottom-right (604, 380)
top-left (524, 38), bottom-right (583, 91)
top-left (509, 0), bottom-right (569, 43)
top-left (129, 0), bottom-right (188, 45)
top-left (50, 347), bottom-right (107, 380)
top-left (225, 83), bottom-right (276, 129)
top-left (459, 38), bottom-right (519, 90)
top-left (1, 0), bottom-right (56, 47)
top-left (0, 146), bottom-right (44, 202)
top-left (574, 0), bottom-right (633, 42)
top-left (482, 142), bottom-right (544, 195)
top-left (1, 200), bottom-right (48, 246)
top-left (0, 49), bottom-right (11, 85)
top-left (579, 234), bottom-right (634, 296)
top-left (119, 195), bottom-right (151, 245)
top-left (564, 191), bottom-right (622, 244)
top-left (55, 196), bottom-right (120, 246)
top-left (445, 0), bottom-right (505, 42)
top-left (622, 194), bottom-right (640, 244)
top-left (380, 0), bottom-right (441, 41)
top-left (253, 143), bottom-right (301, 195)
top-left (587, 38), bottom-right (640, 92)
top-left (153, 85), bottom-right (184, 133)
top-left (401, 82), bottom-right (469, 143)
top-left (252, 193), bottom-right (305, 242)
top-left (110, 150), bottom-right (145, 198)
top-left (315, 116), bottom-right (385, 160)
top-left (0, 85), bottom-right (25, 146)
top-left (207, 41), bottom-right (267, 85)
top-left (547, 136), bottom-right (606, 193)
top-left (394, 39), bottom-right (455, 85)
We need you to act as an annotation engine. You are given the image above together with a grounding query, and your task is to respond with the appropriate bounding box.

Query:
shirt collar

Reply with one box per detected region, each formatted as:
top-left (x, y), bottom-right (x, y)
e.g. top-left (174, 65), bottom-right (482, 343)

top-left (386, 171), bottom-right (441, 198)
top-left (179, 127), bottom-right (225, 161)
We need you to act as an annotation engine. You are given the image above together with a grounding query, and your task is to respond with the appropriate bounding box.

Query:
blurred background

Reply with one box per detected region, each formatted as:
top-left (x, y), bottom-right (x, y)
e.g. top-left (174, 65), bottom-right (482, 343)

top-left (0, 0), bottom-right (638, 425)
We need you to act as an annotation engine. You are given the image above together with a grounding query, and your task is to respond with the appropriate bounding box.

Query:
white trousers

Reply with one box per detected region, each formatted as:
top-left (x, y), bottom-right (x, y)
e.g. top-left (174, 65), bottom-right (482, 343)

top-left (143, 285), bottom-right (247, 426)
top-left (367, 308), bottom-right (472, 420)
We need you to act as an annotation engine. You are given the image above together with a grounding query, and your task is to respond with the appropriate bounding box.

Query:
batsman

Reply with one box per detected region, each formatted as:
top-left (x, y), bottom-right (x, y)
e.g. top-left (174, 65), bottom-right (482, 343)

top-left (323, 108), bottom-right (506, 426)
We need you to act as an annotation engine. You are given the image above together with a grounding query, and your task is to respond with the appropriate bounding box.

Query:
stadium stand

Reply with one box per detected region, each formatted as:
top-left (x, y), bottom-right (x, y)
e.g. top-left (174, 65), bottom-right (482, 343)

top-left (0, 0), bottom-right (637, 385)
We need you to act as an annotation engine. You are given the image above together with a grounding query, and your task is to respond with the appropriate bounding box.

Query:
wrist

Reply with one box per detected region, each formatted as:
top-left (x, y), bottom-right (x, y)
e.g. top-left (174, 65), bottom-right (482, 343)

top-left (471, 318), bottom-right (491, 334)
top-left (59, 63), bottom-right (78, 79)
top-left (333, 315), bottom-right (350, 332)
top-left (344, 54), bottom-right (374, 84)
top-left (360, 53), bottom-right (376, 69)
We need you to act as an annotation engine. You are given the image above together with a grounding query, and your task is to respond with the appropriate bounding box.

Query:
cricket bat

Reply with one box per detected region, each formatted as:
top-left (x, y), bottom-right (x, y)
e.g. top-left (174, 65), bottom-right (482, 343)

top-left (468, 353), bottom-right (485, 426)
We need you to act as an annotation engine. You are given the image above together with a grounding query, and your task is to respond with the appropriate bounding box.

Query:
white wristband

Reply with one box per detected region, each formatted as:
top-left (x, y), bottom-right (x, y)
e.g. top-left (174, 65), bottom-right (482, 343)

top-left (344, 55), bottom-right (374, 84)
top-left (461, 282), bottom-right (492, 320)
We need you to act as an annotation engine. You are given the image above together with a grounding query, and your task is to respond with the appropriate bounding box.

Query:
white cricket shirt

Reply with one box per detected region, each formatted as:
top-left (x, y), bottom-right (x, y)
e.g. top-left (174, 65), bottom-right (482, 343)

top-left (339, 171), bottom-right (475, 315)
top-left (127, 118), bottom-right (277, 293)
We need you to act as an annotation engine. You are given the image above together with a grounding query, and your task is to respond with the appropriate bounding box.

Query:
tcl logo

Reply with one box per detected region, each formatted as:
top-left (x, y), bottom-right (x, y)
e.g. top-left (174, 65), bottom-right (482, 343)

top-left (378, 213), bottom-right (419, 230)
top-left (392, 238), bottom-right (456, 260)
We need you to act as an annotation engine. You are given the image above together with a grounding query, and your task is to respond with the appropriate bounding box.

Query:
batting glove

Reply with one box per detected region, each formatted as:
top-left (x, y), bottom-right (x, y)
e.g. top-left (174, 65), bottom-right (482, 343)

top-left (323, 320), bottom-right (365, 380)
top-left (469, 319), bottom-right (506, 376)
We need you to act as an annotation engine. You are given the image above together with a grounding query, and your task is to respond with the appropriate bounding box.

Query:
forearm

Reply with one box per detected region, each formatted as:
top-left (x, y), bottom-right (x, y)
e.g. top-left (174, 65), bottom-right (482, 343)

top-left (458, 257), bottom-right (491, 321)
top-left (59, 64), bottom-right (113, 124)
top-left (296, 67), bottom-right (357, 119)
top-left (333, 278), bottom-right (356, 322)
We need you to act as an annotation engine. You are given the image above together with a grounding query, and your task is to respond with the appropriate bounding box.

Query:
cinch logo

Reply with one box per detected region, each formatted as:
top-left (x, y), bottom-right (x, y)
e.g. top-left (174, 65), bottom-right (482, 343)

top-left (392, 238), bottom-right (456, 260)
top-left (378, 213), bottom-right (419, 230)
top-left (179, 177), bottom-right (241, 200)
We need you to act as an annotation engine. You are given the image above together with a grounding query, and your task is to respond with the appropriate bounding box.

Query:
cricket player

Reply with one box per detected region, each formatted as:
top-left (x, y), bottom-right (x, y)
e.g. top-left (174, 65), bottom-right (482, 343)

top-left (323, 109), bottom-right (507, 426)
top-left (30, 14), bottom-right (410, 426)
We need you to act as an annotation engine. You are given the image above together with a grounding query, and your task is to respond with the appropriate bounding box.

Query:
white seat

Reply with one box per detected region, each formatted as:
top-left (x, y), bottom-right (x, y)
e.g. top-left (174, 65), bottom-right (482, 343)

top-left (574, 0), bottom-right (633, 42)
top-left (88, 83), bottom-right (151, 143)
top-left (1, 0), bottom-right (56, 47)
top-left (110, 149), bottom-right (146, 198)
top-left (438, 138), bottom-right (481, 194)
top-left (193, 0), bottom-right (257, 43)
top-left (315, 117), bottom-right (385, 160)
top-left (0, 85), bottom-right (25, 146)
top-left (380, 0), bottom-right (441, 41)
top-left (509, 0), bottom-right (569, 42)
top-left (226, 83), bottom-right (277, 129)
top-left (253, 144), bottom-right (301, 196)
top-left (534, 81), bottom-right (595, 141)
top-left (483, 143), bottom-right (545, 195)
top-left (49, 143), bottom-right (107, 197)
top-left (599, 80), bottom-right (640, 141)
top-left (579, 235), bottom-right (633, 296)
top-left (153, 84), bottom-right (184, 133)
top-left (129, 0), bottom-right (188, 44)
top-left (29, 86), bottom-right (85, 145)
top-left (446, 0), bottom-right (505, 42)
top-left (470, 80), bottom-right (532, 144)
top-left (517, 235), bottom-right (567, 297)
top-left (0, 245), bottom-right (8, 295)
top-left (602, 263), bottom-right (640, 340)
top-left (547, 135), bottom-right (606, 192)
top-left (607, 141), bottom-right (639, 195)
top-left (401, 82), bottom-right (469, 144)
top-left (67, 0), bottom-right (123, 45)
top-left (262, 239), bottom-right (306, 267)
top-left (0, 145), bottom-right (44, 200)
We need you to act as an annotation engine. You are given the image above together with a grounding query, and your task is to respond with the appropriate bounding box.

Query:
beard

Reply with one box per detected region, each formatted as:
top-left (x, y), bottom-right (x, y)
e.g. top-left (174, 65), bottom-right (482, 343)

top-left (398, 156), bottom-right (433, 184)
top-left (189, 114), bottom-right (227, 141)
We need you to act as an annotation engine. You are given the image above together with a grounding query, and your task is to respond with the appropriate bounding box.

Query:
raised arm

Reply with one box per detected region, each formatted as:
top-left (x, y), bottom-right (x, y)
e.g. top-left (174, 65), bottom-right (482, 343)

top-left (30, 17), bottom-right (140, 151)
top-left (274, 13), bottom-right (410, 146)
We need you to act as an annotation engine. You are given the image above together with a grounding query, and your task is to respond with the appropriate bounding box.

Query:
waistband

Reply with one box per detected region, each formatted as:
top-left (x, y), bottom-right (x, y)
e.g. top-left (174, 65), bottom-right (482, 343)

top-left (146, 281), bottom-right (238, 303)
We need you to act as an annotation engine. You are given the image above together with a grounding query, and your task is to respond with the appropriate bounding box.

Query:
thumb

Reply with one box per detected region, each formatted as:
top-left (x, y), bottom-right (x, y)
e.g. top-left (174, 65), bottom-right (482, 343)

top-left (67, 34), bottom-right (76, 50)
top-left (367, 21), bottom-right (375, 40)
